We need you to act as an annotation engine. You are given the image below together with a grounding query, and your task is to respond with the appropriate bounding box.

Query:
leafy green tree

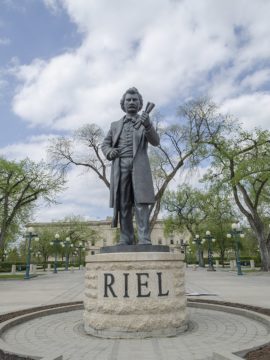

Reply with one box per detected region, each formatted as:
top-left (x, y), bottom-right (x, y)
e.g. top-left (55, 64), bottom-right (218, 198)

top-left (30, 227), bottom-right (55, 267)
top-left (6, 247), bottom-right (21, 263)
top-left (0, 157), bottom-right (65, 250)
top-left (31, 215), bottom-right (100, 267)
top-left (163, 184), bottom-right (208, 237)
top-left (201, 188), bottom-right (237, 266)
top-left (204, 127), bottom-right (270, 271)
top-left (163, 185), bottom-right (237, 266)
top-left (54, 215), bottom-right (100, 244)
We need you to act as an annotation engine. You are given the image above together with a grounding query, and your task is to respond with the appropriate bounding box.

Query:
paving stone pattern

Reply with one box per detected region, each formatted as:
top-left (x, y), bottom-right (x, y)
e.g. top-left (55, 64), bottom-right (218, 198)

top-left (2, 307), bottom-right (269, 360)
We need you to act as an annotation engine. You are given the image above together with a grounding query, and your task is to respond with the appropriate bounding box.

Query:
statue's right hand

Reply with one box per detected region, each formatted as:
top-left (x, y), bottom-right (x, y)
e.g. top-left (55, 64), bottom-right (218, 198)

top-left (109, 148), bottom-right (119, 160)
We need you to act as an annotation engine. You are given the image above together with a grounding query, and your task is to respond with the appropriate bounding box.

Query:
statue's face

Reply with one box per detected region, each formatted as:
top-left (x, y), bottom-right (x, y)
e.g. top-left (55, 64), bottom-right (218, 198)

top-left (124, 93), bottom-right (140, 115)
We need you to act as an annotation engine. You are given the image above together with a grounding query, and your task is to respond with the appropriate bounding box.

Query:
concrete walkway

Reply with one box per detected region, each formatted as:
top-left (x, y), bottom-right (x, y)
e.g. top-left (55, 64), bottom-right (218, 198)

top-left (1, 267), bottom-right (269, 314)
top-left (185, 267), bottom-right (270, 308)
top-left (0, 270), bottom-right (84, 315)
top-left (1, 267), bottom-right (270, 360)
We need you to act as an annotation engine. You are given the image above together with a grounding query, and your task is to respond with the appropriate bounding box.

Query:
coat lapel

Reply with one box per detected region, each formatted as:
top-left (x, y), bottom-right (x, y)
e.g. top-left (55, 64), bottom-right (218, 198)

top-left (112, 117), bottom-right (124, 147)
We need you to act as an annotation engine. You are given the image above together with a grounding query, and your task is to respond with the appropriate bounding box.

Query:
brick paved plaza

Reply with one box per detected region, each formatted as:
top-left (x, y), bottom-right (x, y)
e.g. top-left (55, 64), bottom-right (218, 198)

top-left (1, 268), bottom-right (270, 360)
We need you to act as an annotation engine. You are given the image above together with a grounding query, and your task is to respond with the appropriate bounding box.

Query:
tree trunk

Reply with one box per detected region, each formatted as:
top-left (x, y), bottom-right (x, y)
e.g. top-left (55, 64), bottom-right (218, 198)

top-left (257, 235), bottom-right (270, 271)
top-left (267, 242), bottom-right (270, 262)
top-left (250, 223), bottom-right (270, 271)
top-left (220, 248), bottom-right (225, 268)
top-left (232, 186), bottom-right (270, 271)
top-left (0, 233), bottom-right (3, 250)
top-left (0, 226), bottom-right (6, 250)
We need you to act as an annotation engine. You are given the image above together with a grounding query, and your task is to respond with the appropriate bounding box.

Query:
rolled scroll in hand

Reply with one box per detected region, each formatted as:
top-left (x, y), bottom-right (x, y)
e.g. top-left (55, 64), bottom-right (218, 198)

top-left (134, 102), bottom-right (155, 130)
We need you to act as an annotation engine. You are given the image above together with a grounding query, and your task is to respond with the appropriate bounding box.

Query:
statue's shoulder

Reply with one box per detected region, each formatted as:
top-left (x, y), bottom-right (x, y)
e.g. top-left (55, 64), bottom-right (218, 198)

top-left (111, 117), bottom-right (124, 129)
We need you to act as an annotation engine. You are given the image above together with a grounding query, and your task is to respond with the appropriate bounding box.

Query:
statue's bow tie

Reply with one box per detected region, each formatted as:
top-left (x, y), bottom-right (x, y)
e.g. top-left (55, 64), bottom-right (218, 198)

top-left (124, 116), bottom-right (136, 124)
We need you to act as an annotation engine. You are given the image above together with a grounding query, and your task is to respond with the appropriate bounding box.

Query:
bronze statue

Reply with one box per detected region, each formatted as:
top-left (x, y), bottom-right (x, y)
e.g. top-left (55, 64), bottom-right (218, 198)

top-left (101, 87), bottom-right (159, 245)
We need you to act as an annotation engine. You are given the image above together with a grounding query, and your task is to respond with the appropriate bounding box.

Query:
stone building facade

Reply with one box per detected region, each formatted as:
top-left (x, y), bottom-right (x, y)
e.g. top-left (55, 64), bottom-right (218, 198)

top-left (29, 219), bottom-right (189, 255)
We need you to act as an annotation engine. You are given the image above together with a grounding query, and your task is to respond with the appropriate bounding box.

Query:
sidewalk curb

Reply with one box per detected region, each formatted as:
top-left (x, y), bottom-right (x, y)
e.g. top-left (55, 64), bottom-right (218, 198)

top-left (212, 351), bottom-right (243, 360)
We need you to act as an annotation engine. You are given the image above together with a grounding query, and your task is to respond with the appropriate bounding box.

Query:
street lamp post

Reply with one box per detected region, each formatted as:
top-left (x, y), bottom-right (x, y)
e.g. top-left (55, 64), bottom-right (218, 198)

top-left (72, 250), bottom-right (77, 267)
top-left (72, 242), bottom-right (86, 269)
top-left (24, 227), bottom-right (39, 280)
top-left (205, 230), bottom-right (216, 271)
top-left (188, 248), bottom-right (192, 264)
top-left (62, 237), bottom-right (71, 271)
top-left (50, 233), bottom-right (62, 274)
top-left (227, 223), bottom-right (244, 276)
top-left (77, 242), bottom-right (85, 269)
top-left (192, 234), bottom-right (205, 267)
top-left (180, 240), bottom-right (189, 267)
top-left (2, 250), bottom-right (8, 262)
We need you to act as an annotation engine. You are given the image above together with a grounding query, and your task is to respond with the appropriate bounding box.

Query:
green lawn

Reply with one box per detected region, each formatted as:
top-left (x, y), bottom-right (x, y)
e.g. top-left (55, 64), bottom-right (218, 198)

top-left (0, 274), bottom-right (40, 280)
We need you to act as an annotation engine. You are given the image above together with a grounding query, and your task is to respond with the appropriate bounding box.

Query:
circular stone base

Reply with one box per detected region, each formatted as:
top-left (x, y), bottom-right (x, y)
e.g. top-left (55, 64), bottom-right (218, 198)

top-left (84, 320), bottom-right (188, 339)
top-left (84, 252), bottom-right (187, 338)
top-left (1, 305), bottom-right (270, 360)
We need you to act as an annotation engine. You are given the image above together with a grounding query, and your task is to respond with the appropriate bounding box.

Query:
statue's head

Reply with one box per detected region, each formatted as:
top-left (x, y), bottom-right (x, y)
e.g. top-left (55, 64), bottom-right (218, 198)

top-left (120, 87), bottom-right (143, 114)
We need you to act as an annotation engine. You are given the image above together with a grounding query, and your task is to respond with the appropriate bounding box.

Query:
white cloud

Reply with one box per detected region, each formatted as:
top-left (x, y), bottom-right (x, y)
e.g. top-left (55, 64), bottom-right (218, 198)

top-left (220, 93), bottom-right (270, 131)
top-left (33, 166), bottom-right (111, 222)
top-left (240, 69), bottom-right (270, 91)
top-left (0, 134), bottom-right (55, 161)
top-left (0, 136), bottom-right (111, 221)
top-left (10, 0), bottom-right (270, 132)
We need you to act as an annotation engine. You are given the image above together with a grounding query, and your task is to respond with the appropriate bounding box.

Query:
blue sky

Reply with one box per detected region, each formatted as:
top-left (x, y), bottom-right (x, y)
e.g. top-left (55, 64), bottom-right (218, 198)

top-left (0, 0), bottom-right (81, 146)
top-left (0, 0), bottom-right (270, 222)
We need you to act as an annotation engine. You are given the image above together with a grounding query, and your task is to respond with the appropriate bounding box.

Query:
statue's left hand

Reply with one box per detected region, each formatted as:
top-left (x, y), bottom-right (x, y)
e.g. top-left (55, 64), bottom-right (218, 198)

top-left (140, 111), bottom-right (151, 128)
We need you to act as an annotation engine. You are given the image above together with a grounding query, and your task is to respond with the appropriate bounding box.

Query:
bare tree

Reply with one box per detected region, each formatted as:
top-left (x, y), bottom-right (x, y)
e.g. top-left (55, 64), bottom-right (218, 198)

top-left (48, 98), bottom-right (227, 231)
top-left (148, 98), bottom-right (228, 229)
top-left (48, 124), bottom-right (110, 188)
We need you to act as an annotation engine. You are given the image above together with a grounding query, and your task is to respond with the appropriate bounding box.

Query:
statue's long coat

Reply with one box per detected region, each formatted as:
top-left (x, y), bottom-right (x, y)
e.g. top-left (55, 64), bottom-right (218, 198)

top-left (101, 117), bottom-right (160, 227)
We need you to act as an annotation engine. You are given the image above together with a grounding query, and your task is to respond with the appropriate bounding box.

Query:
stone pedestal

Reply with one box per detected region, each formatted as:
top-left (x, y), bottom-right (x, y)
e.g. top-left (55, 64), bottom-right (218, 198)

top-left (84, 251), bottom-right (187, 338)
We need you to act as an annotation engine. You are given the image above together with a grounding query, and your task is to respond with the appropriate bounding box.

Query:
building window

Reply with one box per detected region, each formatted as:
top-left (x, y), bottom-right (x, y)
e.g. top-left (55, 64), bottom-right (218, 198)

top-left (158, 238), bottom-right (162, 245)
top-left (91, 241), bottom-right (95, 246)
top-left (91, 251), bottom-right (95, 255)
top-left (170, 239), bottom-right (174, 245)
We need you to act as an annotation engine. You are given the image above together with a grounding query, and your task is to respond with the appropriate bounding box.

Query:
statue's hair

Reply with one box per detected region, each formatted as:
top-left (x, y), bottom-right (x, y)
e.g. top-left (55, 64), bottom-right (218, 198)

top-left (120, 87), bottom-right (143, 112)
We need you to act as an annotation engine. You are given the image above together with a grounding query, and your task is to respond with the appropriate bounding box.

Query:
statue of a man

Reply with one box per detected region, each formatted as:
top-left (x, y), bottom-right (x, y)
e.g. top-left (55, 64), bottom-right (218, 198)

top-left (101, 87), bottom-right (160, 245)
